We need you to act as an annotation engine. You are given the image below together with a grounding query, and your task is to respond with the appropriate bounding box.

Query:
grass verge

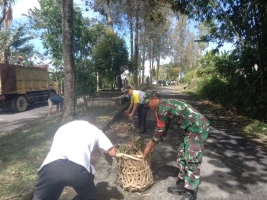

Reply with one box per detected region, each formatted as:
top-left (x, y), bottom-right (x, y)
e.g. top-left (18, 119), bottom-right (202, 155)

top-left (176, 83), bottom-right (267, 148)
top-left (0, 105), bottom-right (124, 199)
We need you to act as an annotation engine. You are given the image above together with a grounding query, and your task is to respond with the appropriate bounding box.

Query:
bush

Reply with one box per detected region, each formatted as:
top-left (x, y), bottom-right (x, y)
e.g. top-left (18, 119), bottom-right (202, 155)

top-left (197, 76), bottom-right (231, 105)
top-left (243, 120), bottom-right (267, 136)
top-left (183, 70), bottom-right (197, 84)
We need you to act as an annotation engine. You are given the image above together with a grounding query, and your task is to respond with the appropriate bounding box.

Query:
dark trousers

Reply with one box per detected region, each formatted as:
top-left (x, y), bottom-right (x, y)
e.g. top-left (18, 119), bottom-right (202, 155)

top-left (32, 159), bottom-right (96, 200)
top-left (137, 104), bottom-right (148, 132)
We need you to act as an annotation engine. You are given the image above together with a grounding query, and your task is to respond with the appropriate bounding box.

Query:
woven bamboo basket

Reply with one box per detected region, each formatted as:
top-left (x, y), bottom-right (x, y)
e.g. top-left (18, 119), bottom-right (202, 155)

top-left (118, 154), bottom-right (154, 192)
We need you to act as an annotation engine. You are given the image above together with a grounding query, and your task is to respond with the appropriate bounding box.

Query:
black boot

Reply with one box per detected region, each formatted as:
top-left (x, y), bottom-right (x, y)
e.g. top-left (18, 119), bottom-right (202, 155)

top-left (181, 189), bottom-right (197, 200)
top-left (167, 178), bottom-right (185, 195)
top-left (137, 129), bottom-right (146, 134)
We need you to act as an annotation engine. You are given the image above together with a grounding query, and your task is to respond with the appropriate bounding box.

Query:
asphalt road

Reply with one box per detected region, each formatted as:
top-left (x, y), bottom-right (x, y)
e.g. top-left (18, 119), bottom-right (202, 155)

top-left (0, 99), bottom-right (85, 137)
top-left (1, 86), bottom-right (267, 200)
top-left (147, 86), bottom-right (267, 200)
top-left (91, 85), bottom-right (267, 200)
top-left (0, 102), bottom-right (49, 137)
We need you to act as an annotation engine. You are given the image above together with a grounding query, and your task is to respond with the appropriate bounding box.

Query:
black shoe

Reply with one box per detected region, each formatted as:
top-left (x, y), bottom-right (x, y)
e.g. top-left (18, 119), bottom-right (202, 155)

top-left (167, 178), bottom-right (185, 195)
top-left (176, 178), bottom-right (185, 187)
top-left (137, 130), bottom-right (146, 134)
top-left (181, 189), bottom-right (197, 200)
top-left (167, 186), bottom-right (184, 195)
top-left (135, 124), bottom-right (140, 128)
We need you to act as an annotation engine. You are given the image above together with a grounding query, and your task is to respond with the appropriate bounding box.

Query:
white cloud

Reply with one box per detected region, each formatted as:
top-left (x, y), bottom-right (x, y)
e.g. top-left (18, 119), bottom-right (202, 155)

top-left (12, 0), bottom-right (40, 19)
top-left (12, 0), bottom-right (99, 19)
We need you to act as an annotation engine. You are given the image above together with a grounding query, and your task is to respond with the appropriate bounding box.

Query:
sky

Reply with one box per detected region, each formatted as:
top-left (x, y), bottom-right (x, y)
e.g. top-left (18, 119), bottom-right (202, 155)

top-left (13, 0), bottom-right (99, 54)
top-left (12, 0), bottom-right (233, 74)
top-left (12, 0), bottom-right (101, 65)
top-left (13, 0), bottom-right (40, 19)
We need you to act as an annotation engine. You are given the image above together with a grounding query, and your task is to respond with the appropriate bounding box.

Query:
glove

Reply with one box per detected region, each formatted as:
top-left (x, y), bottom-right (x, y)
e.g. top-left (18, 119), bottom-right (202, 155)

top-left (116, 153), bottom-right (124, 158)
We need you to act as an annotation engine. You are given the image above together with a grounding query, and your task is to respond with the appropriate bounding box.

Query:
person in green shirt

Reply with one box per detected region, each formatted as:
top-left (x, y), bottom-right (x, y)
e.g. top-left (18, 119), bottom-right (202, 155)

top-left (143, 90), bottom-right (210, 200)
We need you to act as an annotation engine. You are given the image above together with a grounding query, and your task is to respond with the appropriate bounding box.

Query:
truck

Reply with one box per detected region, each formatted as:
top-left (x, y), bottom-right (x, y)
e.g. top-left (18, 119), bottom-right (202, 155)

top-left (0, 63), bottom-right (59, 112)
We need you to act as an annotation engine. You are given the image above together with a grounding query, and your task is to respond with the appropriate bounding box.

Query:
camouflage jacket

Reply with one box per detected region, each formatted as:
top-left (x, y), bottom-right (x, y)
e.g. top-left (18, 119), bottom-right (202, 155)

top-left (153, 99), bottom-right (210, 142)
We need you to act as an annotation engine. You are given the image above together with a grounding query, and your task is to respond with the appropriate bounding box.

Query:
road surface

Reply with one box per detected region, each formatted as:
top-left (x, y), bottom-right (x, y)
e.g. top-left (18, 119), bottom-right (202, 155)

top-left (91, 85), bottom-right (267, 200)
top-left (0, 102), bottom-right (49, 137)
top-left (0, 99), bottom-right (84, 137)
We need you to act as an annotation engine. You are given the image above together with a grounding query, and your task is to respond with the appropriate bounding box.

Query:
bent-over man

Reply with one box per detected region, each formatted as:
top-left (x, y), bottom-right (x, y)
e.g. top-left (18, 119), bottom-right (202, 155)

top-left (124, 85), bottom-right (148, 134)
top-left (47, 95), bottom-right (64, 116)
top-left (32, 119), bottom-right (116, 200)
top-left (143, 90), bottom-right (210, 200)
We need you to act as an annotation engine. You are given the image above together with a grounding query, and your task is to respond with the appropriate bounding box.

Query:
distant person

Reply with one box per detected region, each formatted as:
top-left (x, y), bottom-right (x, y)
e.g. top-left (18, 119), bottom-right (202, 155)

top-left (32, 119), bottom-right (117, 200)
top-left (47, 94), bottom-right (64, 116)
top-left (124, 78), bottom-right (128, 88)
top-left (16, 56), bottom-right (24, 65)
top-left (143, 90), bottom-right (210, 200)
top-left (124, 86), bottom-right (148, 134)
top-left (146, 76), bottom-right (150, 85)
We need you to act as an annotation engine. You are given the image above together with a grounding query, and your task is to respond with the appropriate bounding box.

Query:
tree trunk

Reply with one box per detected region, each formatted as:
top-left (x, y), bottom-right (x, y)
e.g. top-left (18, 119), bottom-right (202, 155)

top-left (128, 0), bottom-right (134, 83)
top-left (106, 0), bottom-right (113, 30)
top-left (0, 0), bottom-right (8, 30)
top-left (141, 19), bottom-right (147, 84)
top-left (152, 42), bottom-right (155, 81)
top-left (156, 56), bottom-right (160, 81)
top-left (96, 71), bottom-right (99, 90)
top-left (117, 75), bottom-right (122, 90)
top-left (134, 1), bottom-right (140, 86)
top-left (3, 49), bottom-right (8, 64)
top-left (61, 0), bottom-right (76, 119)
top-left (149, 38), bottom-right (153, 83)
top-left (141, 48), bottom-right (145, 84)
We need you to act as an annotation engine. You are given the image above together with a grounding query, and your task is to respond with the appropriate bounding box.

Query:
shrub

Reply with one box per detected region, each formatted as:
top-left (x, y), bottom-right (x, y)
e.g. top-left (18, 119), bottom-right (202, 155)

top-left (183, 70), bottom-right (197, 84)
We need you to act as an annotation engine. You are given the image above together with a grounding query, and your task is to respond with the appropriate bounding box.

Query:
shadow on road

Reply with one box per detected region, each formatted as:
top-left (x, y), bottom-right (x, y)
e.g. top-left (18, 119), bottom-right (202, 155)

top-left (99, 86), bottom-right (267, 199)
top-left (156, 86), bottom-right (267, 199)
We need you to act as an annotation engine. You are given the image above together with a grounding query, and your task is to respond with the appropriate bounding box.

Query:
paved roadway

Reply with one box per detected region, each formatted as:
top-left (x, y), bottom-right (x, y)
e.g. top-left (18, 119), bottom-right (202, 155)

top-left (90, 85), bottom-right (267, 200)
top-left (1, 86), bottom-right (267, 200)
top-left (0, 102), bottom-right (49, 137)
top-left (0, 99), bottom-right (84, 137)
top-left (152, 86), bottom-right (267, 200)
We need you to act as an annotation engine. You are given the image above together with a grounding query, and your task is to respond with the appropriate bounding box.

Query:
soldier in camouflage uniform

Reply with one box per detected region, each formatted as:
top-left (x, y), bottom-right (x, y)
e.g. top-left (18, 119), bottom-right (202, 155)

top-left (143, 90), bottom-right (210, 200)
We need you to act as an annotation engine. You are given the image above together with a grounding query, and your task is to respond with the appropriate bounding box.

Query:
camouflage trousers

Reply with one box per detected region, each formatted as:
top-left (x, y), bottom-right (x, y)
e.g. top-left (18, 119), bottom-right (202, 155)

top-left (177, 126), bottom-right (209, 191)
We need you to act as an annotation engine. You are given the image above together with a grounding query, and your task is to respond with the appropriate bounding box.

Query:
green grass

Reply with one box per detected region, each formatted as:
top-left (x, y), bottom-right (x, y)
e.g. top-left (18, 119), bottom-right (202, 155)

top-left (0, 105), bottom-right (124, 199)
top-left (176, 83), bottom-right (267, 140)
top-left (243, 120), bottom-right (267, 137)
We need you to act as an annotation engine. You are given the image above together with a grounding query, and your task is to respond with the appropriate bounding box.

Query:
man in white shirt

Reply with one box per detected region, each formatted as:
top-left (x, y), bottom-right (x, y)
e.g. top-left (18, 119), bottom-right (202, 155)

top-left (124, 86), bottom-right (148, 134)
top-left (32, 119), bottom-right (116, 200)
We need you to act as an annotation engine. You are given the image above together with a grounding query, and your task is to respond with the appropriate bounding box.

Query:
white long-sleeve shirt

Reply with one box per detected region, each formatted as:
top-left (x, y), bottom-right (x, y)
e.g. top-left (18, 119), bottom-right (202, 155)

top-left (39, 120), bottom-right (113, 174)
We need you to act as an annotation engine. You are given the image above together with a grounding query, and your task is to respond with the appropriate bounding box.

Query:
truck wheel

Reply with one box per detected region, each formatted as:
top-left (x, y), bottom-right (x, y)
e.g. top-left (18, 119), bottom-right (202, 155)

top-left (14, 96), bottom-right (28, 112)
top-left (11, 98), bottom-right (17, 112)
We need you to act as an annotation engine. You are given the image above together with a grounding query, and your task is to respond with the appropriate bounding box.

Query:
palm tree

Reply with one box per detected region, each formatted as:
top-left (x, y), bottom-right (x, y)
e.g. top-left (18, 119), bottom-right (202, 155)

top-left (0, 0), bottom-right (15, 29)
top-left (0, 0), bottom-right (16, 63)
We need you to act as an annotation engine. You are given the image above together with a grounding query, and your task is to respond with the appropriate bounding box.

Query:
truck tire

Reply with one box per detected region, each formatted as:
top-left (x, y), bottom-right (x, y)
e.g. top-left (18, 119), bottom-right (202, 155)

top-left (11, 98), bottom-right (17, 112)
top-left (14, 96), bottom-right (28, 112)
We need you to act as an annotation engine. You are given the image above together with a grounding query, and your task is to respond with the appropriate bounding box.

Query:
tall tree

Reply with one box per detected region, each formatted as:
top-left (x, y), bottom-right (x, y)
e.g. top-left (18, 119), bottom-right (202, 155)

top-left (0, 0), bottom-right (16, 63)
top-left (0, 0), bottom-right (15, 29)
top-left (61, 0), bottom-right (76, 119)
top-left (160, 0), bottom-right (267, 93)
top-left (92, 28), bottom-right (129, 89)
top-left (0, 25), bottom-right (35, 63)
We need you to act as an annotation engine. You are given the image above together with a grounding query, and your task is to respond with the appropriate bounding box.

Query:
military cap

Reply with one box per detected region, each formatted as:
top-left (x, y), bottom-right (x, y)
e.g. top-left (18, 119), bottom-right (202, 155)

top-left (143, 89), bottom-right (158, 104)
